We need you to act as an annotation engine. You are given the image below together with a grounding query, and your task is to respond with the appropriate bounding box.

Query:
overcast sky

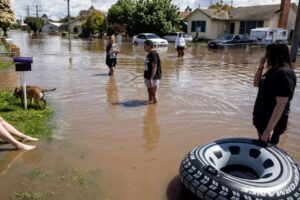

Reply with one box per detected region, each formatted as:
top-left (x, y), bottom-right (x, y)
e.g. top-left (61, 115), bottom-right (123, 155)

top-left (11, 0), bottom-right (298, 20)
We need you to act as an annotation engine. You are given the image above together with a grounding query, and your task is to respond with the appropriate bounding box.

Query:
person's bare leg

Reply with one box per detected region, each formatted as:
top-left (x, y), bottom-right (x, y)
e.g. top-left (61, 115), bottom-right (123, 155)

top-left (0, 118), bottom-right (39, 142)
top-left (148, 88), bottom-right (153, 103)
top-left (152, 87), bottom-right (158, 104)
top-left (109, 66), bottom-right (115, 76)
top-left (0, 123), bottom-right (36, 150)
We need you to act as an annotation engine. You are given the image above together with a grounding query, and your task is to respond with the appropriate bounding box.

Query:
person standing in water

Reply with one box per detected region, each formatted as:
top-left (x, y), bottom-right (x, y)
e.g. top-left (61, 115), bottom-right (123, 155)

top-left (106, 35), bottom-right (119, 76)
top-left (175, 33), bottom-right (186, 57)
top-left (253, 43), bottom-right (297, 145)
top-left (144, 40), bottom-right (162, 104)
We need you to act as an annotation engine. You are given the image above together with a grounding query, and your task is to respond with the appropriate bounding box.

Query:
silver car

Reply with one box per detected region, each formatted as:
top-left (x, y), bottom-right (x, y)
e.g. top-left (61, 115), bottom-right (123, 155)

top-left (163, 32), bottom-right (193, 44)
top-left (132, 33), bottom-right (168, 47)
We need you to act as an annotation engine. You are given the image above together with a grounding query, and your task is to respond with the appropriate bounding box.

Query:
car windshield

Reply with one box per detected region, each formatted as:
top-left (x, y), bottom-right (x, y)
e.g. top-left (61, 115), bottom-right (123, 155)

top-left (220, 34), bottom-right (233, 40)
top-left (147, 34), bottom-right (160, 39)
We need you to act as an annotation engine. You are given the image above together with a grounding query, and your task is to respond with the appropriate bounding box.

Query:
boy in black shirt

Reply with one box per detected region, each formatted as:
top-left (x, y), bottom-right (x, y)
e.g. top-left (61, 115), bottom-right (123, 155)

top-left (144, 40), bottom-right (161, 104)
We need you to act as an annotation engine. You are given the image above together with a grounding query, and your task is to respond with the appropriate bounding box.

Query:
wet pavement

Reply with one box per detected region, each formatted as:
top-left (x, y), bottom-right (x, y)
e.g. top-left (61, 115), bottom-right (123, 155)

top-left (0, 31), bottom-right (300, 200)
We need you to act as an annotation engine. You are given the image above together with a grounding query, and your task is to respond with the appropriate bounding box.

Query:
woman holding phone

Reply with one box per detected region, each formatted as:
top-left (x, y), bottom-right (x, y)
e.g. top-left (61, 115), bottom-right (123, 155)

top-left (253, 43), bottom-right (297, 145)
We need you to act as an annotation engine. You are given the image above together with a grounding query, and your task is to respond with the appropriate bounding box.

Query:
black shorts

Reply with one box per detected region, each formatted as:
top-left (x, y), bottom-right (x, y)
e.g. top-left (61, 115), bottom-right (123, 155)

top-left (106, 58), bottom-right (117, 68)
top-left (253, 115), bottom-right (288, 145)
top-left (177, 46), bottom-right (184, 51)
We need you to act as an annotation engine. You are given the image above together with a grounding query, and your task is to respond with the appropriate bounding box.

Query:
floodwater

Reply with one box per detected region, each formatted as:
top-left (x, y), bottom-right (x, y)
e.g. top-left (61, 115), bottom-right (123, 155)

top-left (0, 31), bottom-right (300, 200)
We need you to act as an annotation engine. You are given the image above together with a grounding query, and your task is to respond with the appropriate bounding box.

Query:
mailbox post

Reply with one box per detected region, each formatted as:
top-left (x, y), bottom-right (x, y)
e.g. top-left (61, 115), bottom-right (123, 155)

top-left (13, 57), bottom-right (33, 110)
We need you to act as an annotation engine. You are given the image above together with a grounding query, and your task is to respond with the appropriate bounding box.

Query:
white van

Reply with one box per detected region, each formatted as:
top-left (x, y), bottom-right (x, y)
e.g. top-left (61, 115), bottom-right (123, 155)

top-left (250, 28), bottom-right (288, 44)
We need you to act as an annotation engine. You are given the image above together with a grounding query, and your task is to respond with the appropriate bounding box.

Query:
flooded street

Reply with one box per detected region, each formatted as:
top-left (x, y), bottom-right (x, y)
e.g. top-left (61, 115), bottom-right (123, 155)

top-left (0, 31), bottom-right (300, 200)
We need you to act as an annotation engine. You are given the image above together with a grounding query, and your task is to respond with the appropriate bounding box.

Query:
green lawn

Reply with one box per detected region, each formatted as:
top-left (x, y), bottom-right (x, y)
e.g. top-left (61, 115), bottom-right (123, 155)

top-left (0, 61), bottom-right (13, 69)
top-left (0, 90), bottom-right (54, 140)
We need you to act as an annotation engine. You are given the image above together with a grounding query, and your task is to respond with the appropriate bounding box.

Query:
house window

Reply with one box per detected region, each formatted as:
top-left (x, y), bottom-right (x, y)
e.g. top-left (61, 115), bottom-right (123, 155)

top-left (239, 21), bottom-right (264, 34)
top-left (192, 21), bottom-right (206, 32)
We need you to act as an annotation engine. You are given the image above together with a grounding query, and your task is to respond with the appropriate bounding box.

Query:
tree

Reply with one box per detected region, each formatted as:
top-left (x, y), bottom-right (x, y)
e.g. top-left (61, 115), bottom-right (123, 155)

top-left (0, 0), bottom-right (15, 37)
top-left (81, 10), bottom-right (106, 37)
top-left (209, 2), bottom-right (233, 12)
top-left (107, 0), bottom-right (135, 34)
top-left (58, 15), bottom-right (77, 23)
top-left (24, 17), bottom-right (44, 35)
top-left (128, 0), bottom-right (180, 36)
top-left (185, 6), bottom-right (192, 12)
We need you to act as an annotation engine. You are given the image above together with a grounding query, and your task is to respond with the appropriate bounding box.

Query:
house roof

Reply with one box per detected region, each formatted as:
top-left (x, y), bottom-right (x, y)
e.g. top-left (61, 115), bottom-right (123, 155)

top-left (229, 3), bottom-right (298, 20)
top-left (184, 3), bottom-right (298, 21)
top-left (201, 9), bottom-right (229, 20)
top-left (184, 8), bottom-right (229, 20)
top-left (46, 22), bottom-right (63, 27)
top-left (180, 11), bottom-right (192, 20)
top-left (61, 19), bottom-right (82, 27)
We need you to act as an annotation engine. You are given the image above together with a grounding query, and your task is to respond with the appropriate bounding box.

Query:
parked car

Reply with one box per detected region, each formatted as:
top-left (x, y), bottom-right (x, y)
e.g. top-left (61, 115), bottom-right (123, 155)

top-left (132, 33), bottom-right (168, 46)
top-left (208, 34), bottom-right (254, 48)
top-left (184, 34), bottom-right (193, 44)
top-left (163, 32), bottom-right (193, 44)
top-left (250, 27), bottom-right (288, 44)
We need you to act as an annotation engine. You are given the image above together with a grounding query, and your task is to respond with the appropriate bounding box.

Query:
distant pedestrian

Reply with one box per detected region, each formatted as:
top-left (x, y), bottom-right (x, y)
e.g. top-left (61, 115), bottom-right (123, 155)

top-left (89, 33), bottom-right (93, 41)
top-left (144, 40), bottom-right (161, 104)
top-left (175, 33), bottom-right (186, 57)
top-left (253, 43), bottom-right (297, 145)
top-left (106, 35), bottom-right (119, 76)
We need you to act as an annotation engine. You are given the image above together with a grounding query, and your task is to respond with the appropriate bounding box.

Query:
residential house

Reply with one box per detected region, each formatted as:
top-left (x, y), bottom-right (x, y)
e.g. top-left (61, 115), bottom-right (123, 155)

top-left (60, 19), bottom-right (83, 34)
top-left (184, 9), bottom-right (229, 39)
top-left (180, 11), bottom-right (192, 32)
top-left (229, 2), bottom-right (297, 36)
top-left (184, 0), bottom-right (297, 40)
top-left (42, 22), bottom-right (62, 33)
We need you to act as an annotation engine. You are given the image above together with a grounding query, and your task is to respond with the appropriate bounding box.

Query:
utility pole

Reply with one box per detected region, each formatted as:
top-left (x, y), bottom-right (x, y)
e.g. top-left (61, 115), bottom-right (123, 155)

top-left (290, 0), bottom-right (300, 63)
top-left (26, 5), bottom-right (30, 17)
top-left (34, 5), bottom-right (42, 18)
top-left (65, 0), bottom-right (71, 45)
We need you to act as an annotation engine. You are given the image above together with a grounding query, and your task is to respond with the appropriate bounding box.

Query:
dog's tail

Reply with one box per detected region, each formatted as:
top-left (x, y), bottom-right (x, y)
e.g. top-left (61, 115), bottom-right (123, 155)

top-left (43, 88), bottom-right (56, 92)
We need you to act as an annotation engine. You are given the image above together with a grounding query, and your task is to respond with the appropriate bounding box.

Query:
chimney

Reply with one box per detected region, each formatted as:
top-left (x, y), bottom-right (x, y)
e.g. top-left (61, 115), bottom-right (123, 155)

top-left (278, 0), bottom-right (291, 28)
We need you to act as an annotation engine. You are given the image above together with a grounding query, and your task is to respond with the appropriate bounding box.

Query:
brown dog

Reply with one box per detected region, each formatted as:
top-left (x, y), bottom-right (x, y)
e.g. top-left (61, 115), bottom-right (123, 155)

top-left (14, 85), bottom-right (56, 109)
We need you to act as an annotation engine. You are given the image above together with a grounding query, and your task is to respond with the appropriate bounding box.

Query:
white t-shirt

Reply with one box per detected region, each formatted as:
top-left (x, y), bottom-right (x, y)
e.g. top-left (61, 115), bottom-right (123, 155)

top-left (175, 36), bottom-right (186, 48)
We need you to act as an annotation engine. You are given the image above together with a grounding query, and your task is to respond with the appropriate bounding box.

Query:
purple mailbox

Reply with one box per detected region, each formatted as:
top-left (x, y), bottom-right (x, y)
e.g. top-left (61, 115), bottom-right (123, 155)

top-left (14, 57), bottom-right (33, 71)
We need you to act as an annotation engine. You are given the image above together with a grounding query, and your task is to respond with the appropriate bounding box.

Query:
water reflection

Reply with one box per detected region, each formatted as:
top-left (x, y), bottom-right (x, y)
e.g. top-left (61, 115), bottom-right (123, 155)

top-left (143, 105), bottom-right (160, 152)
top-left (0, 151), bottom-right (24, 175)
top-left (0, 147), bottom-right (41, 175)
top-left (106, 76), bottom-right (118, 114)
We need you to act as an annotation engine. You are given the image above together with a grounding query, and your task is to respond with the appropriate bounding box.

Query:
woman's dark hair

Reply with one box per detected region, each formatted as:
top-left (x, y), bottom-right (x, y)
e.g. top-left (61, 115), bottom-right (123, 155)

top-left (144, 40), bottom-right (155, 48)
top-left (266, 43), bottom-right (291, 69)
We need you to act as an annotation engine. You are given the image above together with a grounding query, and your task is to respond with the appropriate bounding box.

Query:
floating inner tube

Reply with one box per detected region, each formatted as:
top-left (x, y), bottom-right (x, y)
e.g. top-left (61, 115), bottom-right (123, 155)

top-left (179, 137), bottom-right (300, 200)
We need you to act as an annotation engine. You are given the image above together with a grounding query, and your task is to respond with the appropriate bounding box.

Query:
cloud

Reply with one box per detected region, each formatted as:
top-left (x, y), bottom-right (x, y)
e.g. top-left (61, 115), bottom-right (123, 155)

top-left (11, 0), bottom-right (297, 21)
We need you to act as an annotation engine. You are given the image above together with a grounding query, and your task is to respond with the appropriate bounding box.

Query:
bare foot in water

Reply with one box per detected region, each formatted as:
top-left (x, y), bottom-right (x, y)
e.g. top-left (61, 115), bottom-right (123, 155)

top-left (21, 136), bottom-right (39, 142)
top-left (17, 143), bottom-right (36, 151)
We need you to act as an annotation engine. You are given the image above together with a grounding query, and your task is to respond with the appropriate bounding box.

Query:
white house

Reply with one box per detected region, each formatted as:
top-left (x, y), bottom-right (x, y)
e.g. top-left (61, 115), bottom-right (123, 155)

top-left (42, 22), bottom-right (62, 33)
top-left (184, 0), bottom-right (297, 40)
top-left (60, 19), bottom-right (83, 34)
